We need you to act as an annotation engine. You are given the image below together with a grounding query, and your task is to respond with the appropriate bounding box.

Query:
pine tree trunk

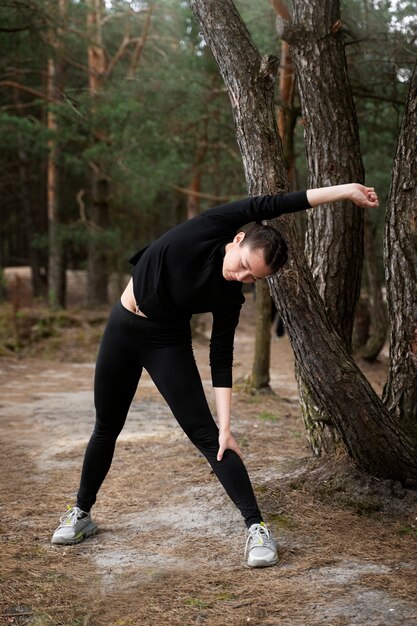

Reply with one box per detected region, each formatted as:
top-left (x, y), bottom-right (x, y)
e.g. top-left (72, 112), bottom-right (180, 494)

top-left (383, 61), bottom-right (417, 436)
top-left (278, 0), bottom-right (365, 453)
top-left (46, 0), bottom-right (67, 308)
top-left (284, 0), bottom-right (364, 350)
top-left (250, 279), bottom-right (273, 390)
top-left (272, 0), bottom-right (297, 182)
top-left (86, 173), bottom-right (110, 306)
top-left (190, 0), bottom-right (417, 484)
top-left (14, 86), bottom-right (46, 300)
top-left (86, 0), bottom-right (110, 307)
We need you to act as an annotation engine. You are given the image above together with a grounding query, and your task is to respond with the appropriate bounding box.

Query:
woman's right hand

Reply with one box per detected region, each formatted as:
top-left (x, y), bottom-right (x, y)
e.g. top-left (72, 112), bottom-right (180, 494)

top-left (349, 183), bottom-right (379, 209)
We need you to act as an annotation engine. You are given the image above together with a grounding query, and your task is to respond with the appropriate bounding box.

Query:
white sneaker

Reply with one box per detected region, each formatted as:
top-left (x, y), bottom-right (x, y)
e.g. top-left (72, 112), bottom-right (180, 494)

top-left (245, 522), bottom-right (278, 567)
top-left (51, 506), bottom-right (98, 545)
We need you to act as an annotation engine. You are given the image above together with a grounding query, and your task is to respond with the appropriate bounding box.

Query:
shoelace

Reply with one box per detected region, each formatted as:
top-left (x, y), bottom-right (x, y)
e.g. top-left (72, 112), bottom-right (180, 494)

top-left (59, 506), bottom-right (83, 528)
top-left (244, 523), bottom-right (272, 556)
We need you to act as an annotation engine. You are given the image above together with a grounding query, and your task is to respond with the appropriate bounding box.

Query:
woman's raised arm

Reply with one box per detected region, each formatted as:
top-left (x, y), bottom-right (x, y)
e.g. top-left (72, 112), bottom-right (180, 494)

top-left (306, 183), bottom-right (379, 209)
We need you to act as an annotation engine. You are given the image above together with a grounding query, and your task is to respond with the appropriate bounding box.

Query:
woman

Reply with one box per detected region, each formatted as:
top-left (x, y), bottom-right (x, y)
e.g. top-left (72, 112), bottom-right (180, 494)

top-left (51, 183), bottom-right (378, 567)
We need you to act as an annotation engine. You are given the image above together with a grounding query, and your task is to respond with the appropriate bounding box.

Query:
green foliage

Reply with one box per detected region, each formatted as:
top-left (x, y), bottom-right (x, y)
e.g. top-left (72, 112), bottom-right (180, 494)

top-left (341, 0), bottom-right (417, 262)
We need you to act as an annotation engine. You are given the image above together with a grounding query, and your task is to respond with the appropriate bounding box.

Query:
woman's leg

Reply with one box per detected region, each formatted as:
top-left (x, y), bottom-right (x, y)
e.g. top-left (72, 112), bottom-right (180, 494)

top-left (143, 340), bottom-right (262, 528)
top-left (76, 305), bottom-right (143, 511)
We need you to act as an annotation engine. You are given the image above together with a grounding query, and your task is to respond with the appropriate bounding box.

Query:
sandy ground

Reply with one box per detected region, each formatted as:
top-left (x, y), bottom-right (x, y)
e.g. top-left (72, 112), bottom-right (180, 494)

top-left (1, 298), bottom-right (417, 626)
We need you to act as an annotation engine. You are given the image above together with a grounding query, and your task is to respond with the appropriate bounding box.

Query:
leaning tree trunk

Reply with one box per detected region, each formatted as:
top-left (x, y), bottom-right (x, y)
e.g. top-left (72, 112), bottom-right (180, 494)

top-left (383, 60), bottom-right (417, 437)
top-left (279, 0), bottom-right (364, 454)
top-left (189, 0), bottom-right (417, 484)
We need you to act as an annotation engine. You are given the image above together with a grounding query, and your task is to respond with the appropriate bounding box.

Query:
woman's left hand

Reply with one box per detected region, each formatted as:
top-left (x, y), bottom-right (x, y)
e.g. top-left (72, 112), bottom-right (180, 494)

top-left (217, 430), bottom-right (243, 461)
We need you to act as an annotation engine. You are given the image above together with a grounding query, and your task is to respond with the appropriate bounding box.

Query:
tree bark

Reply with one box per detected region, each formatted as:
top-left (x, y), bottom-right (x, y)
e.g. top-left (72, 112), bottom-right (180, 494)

top-left (281, 1), bottom-right (364, 351)
top-left (189, 0), bottom-right (417, 484)
top-left (383, 61), bottom-right (417, 436)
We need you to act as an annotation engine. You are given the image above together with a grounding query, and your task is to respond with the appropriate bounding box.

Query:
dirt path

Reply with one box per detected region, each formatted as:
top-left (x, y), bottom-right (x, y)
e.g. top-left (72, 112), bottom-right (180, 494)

top-left (1, 299), bottom-right (417, 626)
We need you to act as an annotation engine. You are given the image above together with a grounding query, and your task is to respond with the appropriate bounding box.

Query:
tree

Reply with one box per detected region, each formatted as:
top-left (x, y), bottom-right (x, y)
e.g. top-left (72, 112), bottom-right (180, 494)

top-left (85, 0), bottom-right (110, 306)
top-left (47, 0), bottom-right (67, 308)
top-left (383, 60), bottom-right (417, 435)
top-left (271, 0), bottom-right (298, 183)
top-left (0, 1), bottom-right (51, 298)
top-left (189, 0), bottom-right (417, 484)
top-left (278, 0), bottom-right (365, 452)
top-left (249, 1), bottom-right (299, 393)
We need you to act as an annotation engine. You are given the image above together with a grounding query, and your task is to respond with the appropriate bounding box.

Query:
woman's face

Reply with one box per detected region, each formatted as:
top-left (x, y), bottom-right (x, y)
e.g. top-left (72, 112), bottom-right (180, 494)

top-left (222, 232), bottom-right (272, 284)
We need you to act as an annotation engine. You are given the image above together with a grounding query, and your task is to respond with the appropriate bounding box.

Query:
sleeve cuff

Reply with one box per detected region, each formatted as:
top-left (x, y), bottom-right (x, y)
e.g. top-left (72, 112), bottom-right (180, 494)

top-left (211, 371), bottom-right (233, 388)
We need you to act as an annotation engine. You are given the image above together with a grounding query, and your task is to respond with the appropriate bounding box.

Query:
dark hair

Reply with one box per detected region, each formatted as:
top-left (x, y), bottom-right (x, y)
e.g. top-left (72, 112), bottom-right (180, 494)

top-left (242, 222), bottom-right (288, 273)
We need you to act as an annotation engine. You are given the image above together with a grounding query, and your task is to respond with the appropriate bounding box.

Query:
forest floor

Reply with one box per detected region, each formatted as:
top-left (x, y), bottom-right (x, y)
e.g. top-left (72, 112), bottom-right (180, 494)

top-left (1, 297), bottom-right (417, 626)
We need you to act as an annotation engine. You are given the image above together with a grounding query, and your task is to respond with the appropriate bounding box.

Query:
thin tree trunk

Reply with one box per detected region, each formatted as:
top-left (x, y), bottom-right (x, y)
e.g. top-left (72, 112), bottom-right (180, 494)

top-left (250, 279), bottom-right (273, 390)
top-left (383, 61), bottom-right (417, 435)
top-left (272, 0), bottom-right (297, 183)
top-left (128, 4), bottom-right (155, 79)
top-left (190, 0), bottom-right (417, 484)
top-left (286, 1), bottom-right (364, 350)
top-left (47, 0), bottom-right (67, 308)
top-left (86, 0), bottom-right (109, 306)
top-left (13, 82), bottom-right (46, 299)
top-left (86, 0), bottom-right (152, 306)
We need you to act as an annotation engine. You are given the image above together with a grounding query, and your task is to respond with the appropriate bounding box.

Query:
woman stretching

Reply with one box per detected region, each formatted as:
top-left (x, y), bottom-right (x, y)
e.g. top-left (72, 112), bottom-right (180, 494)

top-left (51, 183), bottom-right (378, 567)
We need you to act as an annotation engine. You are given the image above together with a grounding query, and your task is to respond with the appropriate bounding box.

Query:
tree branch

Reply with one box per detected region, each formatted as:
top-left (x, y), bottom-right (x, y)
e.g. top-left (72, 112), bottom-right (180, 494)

top-left (171, 184), bottom-right (230, 203)
top-left (0, 80), bottom-right (46, 100)
top-left (128, 4), bottom-right (155, 79)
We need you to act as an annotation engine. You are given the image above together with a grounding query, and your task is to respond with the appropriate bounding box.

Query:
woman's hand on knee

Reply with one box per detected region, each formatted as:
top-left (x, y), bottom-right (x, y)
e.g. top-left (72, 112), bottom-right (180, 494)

top-left (217, 430), bottom-right (243, 461)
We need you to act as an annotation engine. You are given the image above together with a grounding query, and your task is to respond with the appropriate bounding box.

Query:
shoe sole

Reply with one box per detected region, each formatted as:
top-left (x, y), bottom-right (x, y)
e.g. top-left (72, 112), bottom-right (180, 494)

top-left (246, 557), bottom-right (278, 568)
top-left (51, 524), bottom-right (98, 545)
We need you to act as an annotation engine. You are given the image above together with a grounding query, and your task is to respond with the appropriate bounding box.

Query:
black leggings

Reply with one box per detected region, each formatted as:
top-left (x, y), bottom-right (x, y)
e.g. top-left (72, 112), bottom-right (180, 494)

top-left (76, 300), bottom-right (262, 528)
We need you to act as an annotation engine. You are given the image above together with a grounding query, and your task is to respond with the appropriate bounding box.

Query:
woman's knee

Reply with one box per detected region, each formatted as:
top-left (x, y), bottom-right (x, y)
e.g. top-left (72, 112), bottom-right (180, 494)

top-left (91, 418), bottom-right (125, 442)
top-left (187, 423), bottom-right (219, 450)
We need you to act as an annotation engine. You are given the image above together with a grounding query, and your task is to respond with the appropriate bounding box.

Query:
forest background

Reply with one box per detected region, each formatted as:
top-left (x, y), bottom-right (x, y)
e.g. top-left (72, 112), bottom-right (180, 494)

top-left (1, 0), bottom-right (415, 306)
